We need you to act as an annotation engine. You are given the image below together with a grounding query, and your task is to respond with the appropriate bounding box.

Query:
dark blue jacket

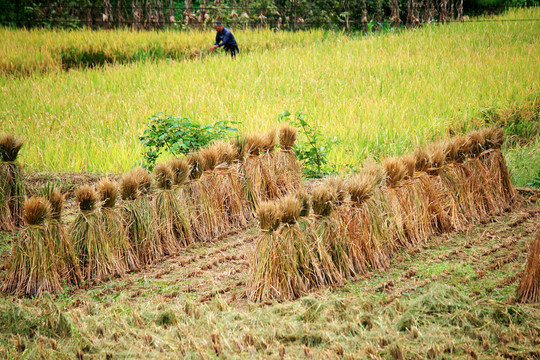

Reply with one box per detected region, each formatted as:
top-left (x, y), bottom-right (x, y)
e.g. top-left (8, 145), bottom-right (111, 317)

top-left (215, 27), bottom-right (237, 48)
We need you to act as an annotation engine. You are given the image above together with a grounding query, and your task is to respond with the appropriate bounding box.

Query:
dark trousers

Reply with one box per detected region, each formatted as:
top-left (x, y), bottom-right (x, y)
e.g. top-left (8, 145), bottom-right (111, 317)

top-left (224, 45), bottom-right (239, 58)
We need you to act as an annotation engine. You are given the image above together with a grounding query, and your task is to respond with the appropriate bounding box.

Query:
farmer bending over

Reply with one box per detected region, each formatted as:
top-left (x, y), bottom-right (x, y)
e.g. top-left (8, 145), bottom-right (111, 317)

top-left (209, 21), bottom-right (239, 58)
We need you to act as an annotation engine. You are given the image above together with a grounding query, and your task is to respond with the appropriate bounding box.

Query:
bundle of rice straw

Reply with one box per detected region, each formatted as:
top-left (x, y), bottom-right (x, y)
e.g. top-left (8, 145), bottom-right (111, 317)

top-left (209, 141), bottom-right (252, 228)
top-left (244, 131), bottom-right (280, 203)
top-left (0, 134), bottom-right (26, 231)
top-left (274, 125), bottom-right (303, 195)
top-left (248, 201), bottom-right (284, 300)
top-left (183, 152), bottom-right (222, 242)
top-left (311, 184), bottom-right (353, 280)
top-left (71, 185), bottom-right (125, 281)
top-left (249, 196), bottom-right (309, 300)
top-left (296, 192), bottom-right (344, 288)
top-left (97, 178), bottom-right (140, 271)
top-left (44, 186), bottom-right (82, 285)
top-left (517, 231), bottom-right (540, 303)
top-left (344, 163), bottom-right (390, 273)
top-left (3, 197), bottom-right (63, 296)
top-left (120, 167), bottom-right (162, 264)
top-left (154, 163), bottom-right (192, 254)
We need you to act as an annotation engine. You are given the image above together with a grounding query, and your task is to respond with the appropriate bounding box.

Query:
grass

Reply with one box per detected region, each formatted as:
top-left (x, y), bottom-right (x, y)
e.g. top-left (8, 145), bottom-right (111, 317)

top-left (0, 8), bottom-right (538, 185)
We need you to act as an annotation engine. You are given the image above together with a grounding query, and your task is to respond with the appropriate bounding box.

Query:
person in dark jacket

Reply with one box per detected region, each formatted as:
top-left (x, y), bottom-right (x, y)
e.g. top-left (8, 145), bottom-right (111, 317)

top-left (209, 22), bottom-right (239, 58)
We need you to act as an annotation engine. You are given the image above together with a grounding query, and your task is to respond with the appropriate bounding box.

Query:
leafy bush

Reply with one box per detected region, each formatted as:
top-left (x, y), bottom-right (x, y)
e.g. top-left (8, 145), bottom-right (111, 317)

top-left (139, 113), bottom-right (238, 169)
top-left (278, 110), bottom-right (340, 178)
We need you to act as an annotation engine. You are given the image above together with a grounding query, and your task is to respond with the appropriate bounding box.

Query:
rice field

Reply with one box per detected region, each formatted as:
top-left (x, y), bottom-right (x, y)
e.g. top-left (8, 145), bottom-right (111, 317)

top-left (0, 7), bottom-right (538, 184)
top-left (1, 9), bottom-right (540, 357)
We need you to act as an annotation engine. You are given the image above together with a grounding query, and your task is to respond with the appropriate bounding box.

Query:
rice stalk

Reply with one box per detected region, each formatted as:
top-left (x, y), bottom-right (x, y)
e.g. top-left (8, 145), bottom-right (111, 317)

top-left (401, 154), bottom-right (416, 180)
top-left (154, 163), bottom-right (192, 253)
top-left (426, 142), bottom-right (446, 175)
top-left (43, 186), bottom-right (82, 286)
top-left (384, 157), bottom-right (406, 187)
top-left (279, 124), bottom-right (298, 151)
top-left (248, 223), bottom-right (307, 301)
top-left (71, 185), bottom-right (125, 281)
top-left (0, 134), bottom-right (25, 231)
top-left (481, 127), bottom-right (504, 149)
top-left (168, 158), bottom-right (191, 186)
top-left (517, 231), bottom-right (540, 303)
top-left (312, 185), bottom-right (354, 279)
top-left (3, 197), bottom-right (64, 296)
top-left (98, 177), bottom-right (140, 271)
top-left (120, 170), bottom-right (162, 264)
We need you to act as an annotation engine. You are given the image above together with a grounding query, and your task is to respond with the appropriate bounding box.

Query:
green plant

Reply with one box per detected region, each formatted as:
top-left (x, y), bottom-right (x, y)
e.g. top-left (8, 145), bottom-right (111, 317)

top-left (526, 170), bottom-right (540, 188)
top-left (139, 113), bottom-right (238, 169)
top-left (278, 110), bottom-right (340, 178)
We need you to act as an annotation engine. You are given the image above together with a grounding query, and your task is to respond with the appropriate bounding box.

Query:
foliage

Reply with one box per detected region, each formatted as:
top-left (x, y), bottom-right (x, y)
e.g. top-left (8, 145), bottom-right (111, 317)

top-left (139, 113), bottom-right (238, 169)
top-left (278, 110), bottom-right (340, 178)
top-left (2, 0), bottom-right (533, 30)
top-left (526, 170), bottom-right (540, 188)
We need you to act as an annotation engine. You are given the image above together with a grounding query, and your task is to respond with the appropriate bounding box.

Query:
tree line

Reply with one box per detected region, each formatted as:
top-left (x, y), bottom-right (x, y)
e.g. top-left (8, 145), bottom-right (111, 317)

top-left (0, 0), bottom-right (537, 30)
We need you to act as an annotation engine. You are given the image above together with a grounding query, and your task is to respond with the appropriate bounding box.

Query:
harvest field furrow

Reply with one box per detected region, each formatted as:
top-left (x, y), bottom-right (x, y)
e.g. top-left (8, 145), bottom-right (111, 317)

top-left (1, 8), bottom-right (539, 183)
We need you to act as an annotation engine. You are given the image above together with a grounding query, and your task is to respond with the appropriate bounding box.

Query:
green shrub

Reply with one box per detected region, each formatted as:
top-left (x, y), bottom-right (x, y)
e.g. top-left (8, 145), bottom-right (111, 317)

top-left (139, 113), bottom-right (239, 169)
top-left (278, 110), bottom-right (341, 178)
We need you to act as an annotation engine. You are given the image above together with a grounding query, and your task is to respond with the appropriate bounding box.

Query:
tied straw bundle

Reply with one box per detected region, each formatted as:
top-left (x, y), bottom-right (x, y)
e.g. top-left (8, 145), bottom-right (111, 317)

top-left (0, 134), bottom-right (26, 231)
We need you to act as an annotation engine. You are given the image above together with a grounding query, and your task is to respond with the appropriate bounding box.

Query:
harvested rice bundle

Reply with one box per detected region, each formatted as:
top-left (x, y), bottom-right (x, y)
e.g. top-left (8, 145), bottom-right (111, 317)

top-left (467, 130), bottom-right (486, 158)
top-left (345, 171), bottom-right (389, 272)
top-left (71, 185), bottom-right (125, 281)
top-left (295, 193), bottom-right (343, 288)
top-left (199, 147), bottom-right (240, 231)
top-left (246, 133), bottom-right (264, 157)
top-left (0, 134), bottom-right (25, 231)
top-left (279, 124), bottom-right (297, 151)
top-left (249, 199), bottom-right (308, 300)
top-left (183, 152), bottom-right (225, 242)
top-left (478, 149), bottom-right (516, 208)
top-left (275, 125), bottom-right (303, 196)
top-left (409, 174), bottom-right (453, 236)
top-left (517, 231), bottom-right (540, 303)
top-left (297, 190), bottom-right (311, 217)
top-left (97, 178), bottom-right (139, 271)
top-left (168, 158), bottom-right (191, 186)
top-left (120, 169), bottom-right (162, 264)
top-left (261, 129), bottom-right (277, 154)
top-left (414, 147), bottom-right (429, 173)
top-left (44, 186), bottom-right (82, 285)
top-left (465, 153), bottom-right (514, 216)
top-left (186, 152), bottom-right (206, 180)
top-left (439, 162), bottom-right (484, 224)
top-left (244, 133), bottom-right (279, 203)
top-left (384, 157), bottom-right (406, 187)
top-left (231, 136), bottom-right (248, 162)
top-left (3, 197), bottom-right (63, 296)
top-left (257, 201), bottom-right (282, 232)
top-left (426, 143), bottom-right (446, 175)
top-left (209, 141), bottom-right (236, 166)
top-left (481, 127), bottom-right (504, 150)
top-left (326, 176), bottom-right (349, 205)
top-left (465, 156), bottom-right (505, 217)
top-left (259, 129), bottom-right (282, 199)
top-left (199, 146), bottom-right (220, 172)
top-left (154, 163), bottom-right (192, 254)
top-left (445, 135), bottom-right (469, 163)
top-left (401, 154), bottom-right (416, 180)
top-left (312, 185), bottom-right (353, 279)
